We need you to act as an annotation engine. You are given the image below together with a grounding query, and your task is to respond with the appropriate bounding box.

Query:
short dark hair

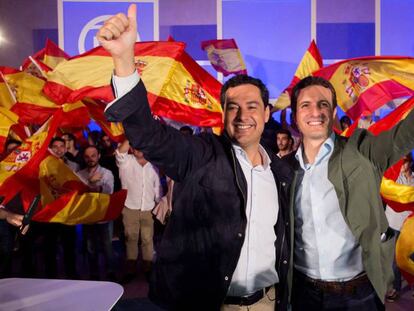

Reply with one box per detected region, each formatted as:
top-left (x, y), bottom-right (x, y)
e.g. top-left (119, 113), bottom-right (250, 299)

top-left (5, 139), bottom-right (21, 149)
top-left (290, 76), bottom-right (337, 116)
top-left (179, 126), bottom-right (193, 135)
top-left (49, 136), bottom-right (65, 148)
top-left (220, 74), bottom-right (269, 108)
top-left (276, 129), bottom-right (292, 141)
top-left (340, 115), bottom-right (351, 124)
top-left (62, 132), bottom-right (76, 142)
top-left (83, 144), bottom-right (100, 155)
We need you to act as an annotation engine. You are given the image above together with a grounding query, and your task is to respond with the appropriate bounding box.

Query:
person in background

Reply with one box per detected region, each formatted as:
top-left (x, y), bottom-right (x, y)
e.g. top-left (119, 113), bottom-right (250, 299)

top-left (339, 115), bottom-right (352, 131)
top-left (62, 133), bottom-right (84, 168)
top-left (276, 129), bottom-right (294, 158)
top-left (116, 140), bottom-right (162, 282)
top-left (385, 153), bottom-right (414, 302)
top-left (78, 145), bottom-right (116, 281)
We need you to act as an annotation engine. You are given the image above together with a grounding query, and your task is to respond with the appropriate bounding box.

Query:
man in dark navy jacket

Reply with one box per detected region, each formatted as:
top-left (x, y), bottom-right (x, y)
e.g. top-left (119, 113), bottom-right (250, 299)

top-left (98, 4), bottom-right (291, 310)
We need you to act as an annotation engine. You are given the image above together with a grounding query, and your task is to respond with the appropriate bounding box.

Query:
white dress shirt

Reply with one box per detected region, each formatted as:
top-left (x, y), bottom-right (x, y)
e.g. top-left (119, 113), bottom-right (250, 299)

top-left (116, 150), bottom-right (162, 211)
top-left (228, 145), bottom-right (279, 296)
top-left (294, 134), bottom-right (364, 281)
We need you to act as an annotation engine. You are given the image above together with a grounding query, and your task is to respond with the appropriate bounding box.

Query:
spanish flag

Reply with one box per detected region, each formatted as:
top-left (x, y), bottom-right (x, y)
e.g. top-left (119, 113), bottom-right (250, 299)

top-left (274, 40), bottom-right (323, 110)
top-left (201, 39), bottom-right (247, 77)
top-left (0, 111), bottom-right (62, 209)
top-left (313, 56), bottom-right (414, 120)
top-left (34, 154), bottom-right (125, 224)
top-left (43, 41), bottom-right (186, 105)
top-left (150, 51), bottom-right (223, 128)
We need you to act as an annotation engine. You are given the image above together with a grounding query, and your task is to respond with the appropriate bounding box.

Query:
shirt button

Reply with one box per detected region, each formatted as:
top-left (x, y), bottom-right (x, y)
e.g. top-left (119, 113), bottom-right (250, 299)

top-left (224, 276), bottom-right (229, 281)
top-left (282, 182), bottom-right (286, 187)
top-left (283, 260), bottom-right (287, 264)
top-left (238, 233), bottom-right (243, 238)
top-left (286, 222), bottom-right (289, 226)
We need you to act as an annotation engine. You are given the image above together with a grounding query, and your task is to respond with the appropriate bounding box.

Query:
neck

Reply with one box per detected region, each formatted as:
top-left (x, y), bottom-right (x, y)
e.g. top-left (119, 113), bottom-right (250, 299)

top-left (243, 144), bottom-right (263, 167)
top-left (278, 149), bottom-right (291, 157)
top-left (302, 138), bottom-right (325, 164)
top-left (88, 165), bottom-right (98, 173)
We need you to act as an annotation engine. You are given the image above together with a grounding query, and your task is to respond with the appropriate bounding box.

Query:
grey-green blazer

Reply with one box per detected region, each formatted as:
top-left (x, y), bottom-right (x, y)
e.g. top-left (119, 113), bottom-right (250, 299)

top-left (288, 108), bottom-right (414, 303)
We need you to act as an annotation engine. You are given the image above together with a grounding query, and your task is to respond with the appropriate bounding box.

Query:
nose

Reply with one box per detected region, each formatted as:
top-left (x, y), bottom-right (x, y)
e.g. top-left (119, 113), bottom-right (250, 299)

top-left (236, 106), bottom-right (248, 120)
top-left (309, 103), bottom-right (323, 117)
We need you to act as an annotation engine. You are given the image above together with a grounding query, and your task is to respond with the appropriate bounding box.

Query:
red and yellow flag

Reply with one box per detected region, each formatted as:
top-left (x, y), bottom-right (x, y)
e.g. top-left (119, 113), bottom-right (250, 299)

top-left (33, 154), bottom-right (126, 224)
top-left (150, 51), bottom-right (223, 128)
top-left (274, 40), bottom-right (323, 110)
top-left (313, 56), bottom-right (414, 120)
top-left (201, 39), bottom-right (247, 77)
top-left (0, 111), bottom-right (62, 209)
top-left (43, 41), bottom-right (186, 104)
top-left (82, 98), bottom-right (125, 143)
top-left (21, 39), bottom-right (69, 74)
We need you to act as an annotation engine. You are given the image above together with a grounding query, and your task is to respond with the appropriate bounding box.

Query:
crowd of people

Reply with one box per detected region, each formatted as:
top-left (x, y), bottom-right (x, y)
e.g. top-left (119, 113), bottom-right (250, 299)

top-left (1, 4), bottom-right (414, 311)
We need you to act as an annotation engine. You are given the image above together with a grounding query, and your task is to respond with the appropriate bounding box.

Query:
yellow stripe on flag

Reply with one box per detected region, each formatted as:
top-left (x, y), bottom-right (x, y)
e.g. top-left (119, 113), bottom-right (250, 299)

top-left (381, 178), bottom-right (414, 204)
top-left (49, 192), bottom-right (111, 225)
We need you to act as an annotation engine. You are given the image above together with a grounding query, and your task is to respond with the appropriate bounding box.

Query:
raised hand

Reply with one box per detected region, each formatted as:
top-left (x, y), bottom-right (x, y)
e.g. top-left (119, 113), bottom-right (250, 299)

top-left (96, 4), bottom-right (137, 76)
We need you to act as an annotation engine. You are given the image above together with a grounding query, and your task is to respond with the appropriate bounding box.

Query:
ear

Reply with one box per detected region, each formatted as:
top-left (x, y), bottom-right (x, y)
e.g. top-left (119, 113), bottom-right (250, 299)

top-left (264, 105), bottom-right (270, 123)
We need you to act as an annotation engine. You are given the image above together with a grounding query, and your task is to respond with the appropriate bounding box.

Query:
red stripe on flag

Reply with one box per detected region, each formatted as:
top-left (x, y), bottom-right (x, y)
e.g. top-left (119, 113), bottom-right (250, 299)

top-left (32, 192), bottom-right (76, 222)
top-left (42, 81), bottom-right (72, 105)
top-left (383, 198), bottom-right (414, 213)
top-left (69, 41), bottom-right (186, 60)
top-left (308, 40), bottom-right (323, 68)
top-left (11, 103), bottom-right (57, 125)
top-left (102, 190), bottom-right (127, 221)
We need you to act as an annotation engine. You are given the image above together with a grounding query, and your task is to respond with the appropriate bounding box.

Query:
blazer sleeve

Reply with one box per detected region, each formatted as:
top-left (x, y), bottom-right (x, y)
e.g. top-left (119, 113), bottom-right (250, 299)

top-left (104, 80), bottom-right (214, 182)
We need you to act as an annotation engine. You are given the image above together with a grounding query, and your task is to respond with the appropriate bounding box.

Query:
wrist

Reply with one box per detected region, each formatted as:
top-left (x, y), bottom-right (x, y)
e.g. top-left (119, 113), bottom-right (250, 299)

top-left (113, 53), bottom-right (135, 77)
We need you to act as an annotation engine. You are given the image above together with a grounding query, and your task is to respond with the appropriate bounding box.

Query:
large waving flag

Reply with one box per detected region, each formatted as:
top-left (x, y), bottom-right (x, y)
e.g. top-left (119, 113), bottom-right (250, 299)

top-left (150, 51), bottom-right (223, 128)
top-left (43, 41), bottom-right (185, 105)
top-left (313, 57), bottom-right (414, 120)
top-left (35, 154), bottom-right (126, 224)
top-left (201, 39), bottom-right (247, 76)
top-left (0, 112), bottom-right (62, 208)
top-left (274, 40), bottom-right (323, 110)
top-left (43, 41), bottom-right (223, 128)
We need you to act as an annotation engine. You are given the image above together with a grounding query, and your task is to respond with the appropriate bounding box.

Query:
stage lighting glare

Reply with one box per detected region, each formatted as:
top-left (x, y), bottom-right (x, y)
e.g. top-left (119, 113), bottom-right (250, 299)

top-left (0, 30), bottom-right (5, 46)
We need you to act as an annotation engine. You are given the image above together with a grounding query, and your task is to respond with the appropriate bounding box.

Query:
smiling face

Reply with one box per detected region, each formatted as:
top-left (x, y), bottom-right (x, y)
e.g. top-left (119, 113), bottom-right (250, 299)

top-left (294, 85), bottom-right (336, 143)
top-left (51, 140), bottom-right (67, 159)
top-left (223, 84), bottom-right (270, 152)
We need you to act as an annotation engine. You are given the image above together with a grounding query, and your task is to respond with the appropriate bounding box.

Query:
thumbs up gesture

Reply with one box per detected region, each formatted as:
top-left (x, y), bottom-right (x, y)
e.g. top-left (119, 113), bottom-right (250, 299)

top-left (96, 4), bottom-right (137, 76)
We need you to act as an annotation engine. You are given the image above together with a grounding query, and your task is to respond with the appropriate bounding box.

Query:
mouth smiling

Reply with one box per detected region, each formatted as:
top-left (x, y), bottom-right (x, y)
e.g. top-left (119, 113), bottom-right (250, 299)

top-left (234, 123), bottom-right (255, 131)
